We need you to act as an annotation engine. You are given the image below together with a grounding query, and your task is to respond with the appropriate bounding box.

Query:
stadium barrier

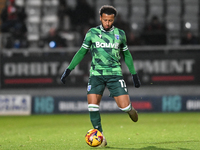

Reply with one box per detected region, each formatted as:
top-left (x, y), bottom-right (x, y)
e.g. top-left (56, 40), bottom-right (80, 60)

top-left (31, 95), bottom-right (200, 114)
top-left (0, 45), bottom-right (200, 89)
top-left (0, 94), bottom-right (199, 115)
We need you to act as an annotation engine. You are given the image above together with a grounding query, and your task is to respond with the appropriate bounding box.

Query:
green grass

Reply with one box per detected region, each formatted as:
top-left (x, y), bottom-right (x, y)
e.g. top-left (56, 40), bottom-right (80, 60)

top-left (0, 113), bottom-right (200, 150)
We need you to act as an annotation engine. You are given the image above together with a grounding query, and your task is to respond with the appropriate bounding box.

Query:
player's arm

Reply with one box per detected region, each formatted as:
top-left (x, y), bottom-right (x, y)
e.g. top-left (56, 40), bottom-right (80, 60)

top-left (121, 49), bottom-right (136, 75)
top-left (121, 30), bottom-right (141, 88)
top-left (68, 47), bottom-right (89, 70)
top-left (61, 29), bottom-right (91, 84)
top-left (60, 47), bottom-right (89, 84)
top-left (121, 50), bottom-right (141, 88)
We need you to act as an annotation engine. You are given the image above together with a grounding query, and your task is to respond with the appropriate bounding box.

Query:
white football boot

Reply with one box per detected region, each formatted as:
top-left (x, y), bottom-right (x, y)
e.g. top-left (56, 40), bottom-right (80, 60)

top-left (98, 134), bottom-right (107, 147)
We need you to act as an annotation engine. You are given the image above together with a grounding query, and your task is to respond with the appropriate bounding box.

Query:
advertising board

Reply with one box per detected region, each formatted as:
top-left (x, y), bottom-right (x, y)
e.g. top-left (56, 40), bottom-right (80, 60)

top-left (31, 95), bottom-right (200, 114)
top-left (0, 95), bottom-right (31, 115)
top-left (1, 50), bottom-right (200, 88)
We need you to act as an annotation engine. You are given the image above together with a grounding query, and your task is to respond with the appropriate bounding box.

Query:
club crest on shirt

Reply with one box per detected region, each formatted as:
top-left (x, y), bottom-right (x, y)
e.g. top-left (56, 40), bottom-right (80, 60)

top-left (99, 34), bottom-right (102, 38)
top-left (115, 34), bottom-right (119, 40)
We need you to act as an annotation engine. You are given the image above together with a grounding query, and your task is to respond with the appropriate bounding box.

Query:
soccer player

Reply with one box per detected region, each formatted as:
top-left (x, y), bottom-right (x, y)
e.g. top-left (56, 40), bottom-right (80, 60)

top-left (61, 5), bottom-right (141, 147)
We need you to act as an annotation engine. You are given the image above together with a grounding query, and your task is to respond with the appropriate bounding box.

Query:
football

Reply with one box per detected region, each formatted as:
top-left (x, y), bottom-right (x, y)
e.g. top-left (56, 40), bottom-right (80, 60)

top-left (85, 129), bottom-right (103, 147)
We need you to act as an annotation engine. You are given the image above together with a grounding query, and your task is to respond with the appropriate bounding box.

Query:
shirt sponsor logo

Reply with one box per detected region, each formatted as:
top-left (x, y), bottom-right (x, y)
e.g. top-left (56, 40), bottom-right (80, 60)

top-left (95, 42), bottom-right (119, 49)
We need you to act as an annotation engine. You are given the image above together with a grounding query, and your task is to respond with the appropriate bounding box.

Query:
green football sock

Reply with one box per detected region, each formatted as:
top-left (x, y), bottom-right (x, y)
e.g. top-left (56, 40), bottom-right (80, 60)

top-left (89, 111), bottom-right (103, 132)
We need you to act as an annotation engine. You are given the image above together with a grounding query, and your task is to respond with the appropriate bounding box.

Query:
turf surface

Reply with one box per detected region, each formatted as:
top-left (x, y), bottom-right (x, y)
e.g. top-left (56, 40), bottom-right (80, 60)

top-left (0, 113), bottom-right (199, 150)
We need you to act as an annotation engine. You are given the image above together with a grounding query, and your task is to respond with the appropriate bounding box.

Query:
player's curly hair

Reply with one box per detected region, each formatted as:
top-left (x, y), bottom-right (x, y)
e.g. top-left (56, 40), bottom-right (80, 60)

top-left (99, 5), bottom-right (117, 17)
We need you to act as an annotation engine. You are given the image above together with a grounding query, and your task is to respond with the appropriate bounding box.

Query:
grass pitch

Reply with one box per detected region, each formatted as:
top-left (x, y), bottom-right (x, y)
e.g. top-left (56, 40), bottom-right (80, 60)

top-left (0, 113), bottom-right (199, 150)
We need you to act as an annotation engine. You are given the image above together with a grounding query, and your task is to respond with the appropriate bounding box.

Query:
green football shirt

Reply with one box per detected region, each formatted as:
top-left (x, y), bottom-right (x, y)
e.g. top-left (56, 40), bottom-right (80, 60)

top-left (82, 25), bottom-right (128, 76)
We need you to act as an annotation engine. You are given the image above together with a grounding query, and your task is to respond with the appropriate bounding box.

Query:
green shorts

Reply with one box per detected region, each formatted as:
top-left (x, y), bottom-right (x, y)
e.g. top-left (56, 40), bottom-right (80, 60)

top-left (87, 75), bottom-right (129, 97)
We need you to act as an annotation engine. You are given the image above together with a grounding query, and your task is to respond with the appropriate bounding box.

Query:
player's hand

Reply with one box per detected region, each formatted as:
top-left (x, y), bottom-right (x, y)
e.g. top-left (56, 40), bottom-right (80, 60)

top-left (61, 68), bottom-right (71, 84)
top-left (132, 73), bottom-right (141, 88)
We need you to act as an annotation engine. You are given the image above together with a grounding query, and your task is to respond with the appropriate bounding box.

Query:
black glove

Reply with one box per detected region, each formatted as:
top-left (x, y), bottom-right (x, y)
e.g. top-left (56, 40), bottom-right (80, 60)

top-left (132, 73), bottom-right (141, 88)
top-left (61, 68), bottom-right (71, 84)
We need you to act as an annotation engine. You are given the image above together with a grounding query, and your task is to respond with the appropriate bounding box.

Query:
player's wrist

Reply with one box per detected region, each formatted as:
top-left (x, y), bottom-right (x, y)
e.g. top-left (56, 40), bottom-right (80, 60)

top-left (61, 68), bottom-right (71, 84)
top-left (132, 73), bottom-right (141, 88)
top-left (65, 68), bottom-right (71, 74)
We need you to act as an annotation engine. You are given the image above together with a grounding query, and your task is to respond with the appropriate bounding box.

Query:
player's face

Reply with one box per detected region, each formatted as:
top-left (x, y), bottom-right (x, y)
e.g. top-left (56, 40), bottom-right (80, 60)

top-left (100, 13), bottom-right (115, 31)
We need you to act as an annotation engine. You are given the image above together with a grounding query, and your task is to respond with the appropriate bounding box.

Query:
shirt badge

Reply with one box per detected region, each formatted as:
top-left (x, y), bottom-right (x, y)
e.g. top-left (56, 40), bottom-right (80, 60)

top-left (115, 34), bottom-right (119, 40)
top-left (99, 34), bottom-right (102, 38)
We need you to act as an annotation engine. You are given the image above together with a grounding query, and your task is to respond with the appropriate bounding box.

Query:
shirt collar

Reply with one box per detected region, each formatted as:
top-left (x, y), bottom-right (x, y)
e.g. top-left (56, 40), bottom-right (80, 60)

top-left (100, 25), bottom-right (115, 32)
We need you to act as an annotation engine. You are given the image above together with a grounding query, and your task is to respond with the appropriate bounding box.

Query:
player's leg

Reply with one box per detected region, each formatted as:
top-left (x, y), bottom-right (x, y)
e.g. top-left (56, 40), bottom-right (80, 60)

top-left (87, 76), bottom-right (107, 147)
top-left (107, 76), bottom-right (138, 122)
top-left (87, 94), bottom-right (103, 132)
top-left (114, 95), bottom-right (138, 122)
top-left (88, 94), bottom-right (107, 147)
top-left (87, 76), bottom-right (105, 132)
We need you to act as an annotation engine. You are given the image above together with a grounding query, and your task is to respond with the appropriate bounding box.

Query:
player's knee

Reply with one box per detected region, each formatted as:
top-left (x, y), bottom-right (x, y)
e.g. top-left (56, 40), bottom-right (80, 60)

top-left (119, 104), bottom-right (132, 113)
top-left (88, 104), bottom-right (99, 112)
